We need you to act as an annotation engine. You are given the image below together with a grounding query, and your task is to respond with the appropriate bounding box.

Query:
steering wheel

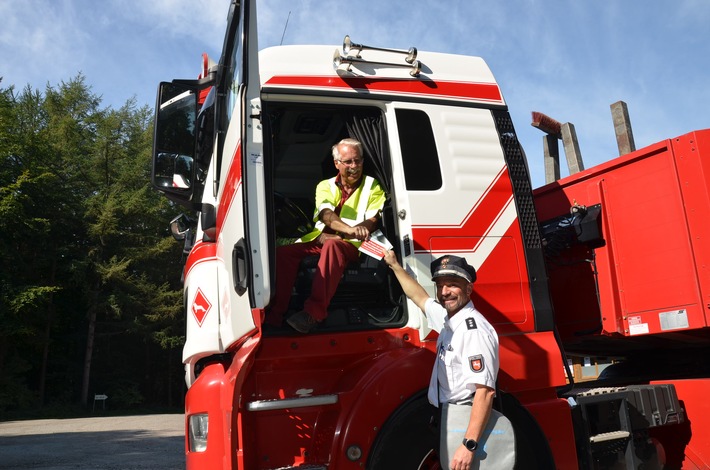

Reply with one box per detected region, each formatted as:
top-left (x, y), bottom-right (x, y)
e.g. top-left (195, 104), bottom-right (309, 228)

top-left (274, 192), bottom-right (313, 239)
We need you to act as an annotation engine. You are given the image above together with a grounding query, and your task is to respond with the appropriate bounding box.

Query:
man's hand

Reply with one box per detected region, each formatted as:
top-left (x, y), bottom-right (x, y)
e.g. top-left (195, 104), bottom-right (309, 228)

top-left (346, 225), bottom-right (370, 241)
top-left (450, 444), bottom-right (475, 470)
top-left (383, 249), bottom-right (399, 268)
top-left (316, 233), bottom-right (342, 245)
top-left (319, 208), bottom-right (371, 241)
top-left (382, 249), bottom-right (430, 312)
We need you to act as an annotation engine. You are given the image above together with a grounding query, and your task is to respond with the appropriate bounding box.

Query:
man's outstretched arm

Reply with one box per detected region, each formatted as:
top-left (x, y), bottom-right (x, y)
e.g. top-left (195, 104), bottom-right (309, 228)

top-left (383, 249), bottom-right (430, 312)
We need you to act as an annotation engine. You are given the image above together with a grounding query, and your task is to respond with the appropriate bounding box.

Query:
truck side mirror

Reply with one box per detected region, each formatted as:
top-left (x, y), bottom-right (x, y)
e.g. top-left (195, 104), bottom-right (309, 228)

top-left (152, 82), bottom-right (199, 206)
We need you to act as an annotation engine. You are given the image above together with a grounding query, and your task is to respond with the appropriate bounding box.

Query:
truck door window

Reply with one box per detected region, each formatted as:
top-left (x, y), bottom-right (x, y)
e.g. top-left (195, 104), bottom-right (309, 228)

top-left (224, 4), bottom-right (245, 123)
top-left (395, 109), bottom-right (442, 190)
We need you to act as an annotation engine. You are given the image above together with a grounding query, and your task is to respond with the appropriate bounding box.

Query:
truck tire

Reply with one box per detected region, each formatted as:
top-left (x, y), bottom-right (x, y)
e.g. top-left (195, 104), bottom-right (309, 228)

top-left (367, 391), bottom-right (440, 470)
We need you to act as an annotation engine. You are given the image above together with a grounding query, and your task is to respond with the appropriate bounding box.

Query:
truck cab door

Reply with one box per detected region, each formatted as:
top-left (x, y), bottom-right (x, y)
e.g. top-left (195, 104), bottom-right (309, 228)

top-left (213, 0), bottom-right (267, 350)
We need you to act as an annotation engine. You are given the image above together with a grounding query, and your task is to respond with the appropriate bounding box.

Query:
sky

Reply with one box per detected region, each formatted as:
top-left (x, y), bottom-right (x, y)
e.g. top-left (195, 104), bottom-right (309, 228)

top-left (2, 0), bottom-right (709, 188)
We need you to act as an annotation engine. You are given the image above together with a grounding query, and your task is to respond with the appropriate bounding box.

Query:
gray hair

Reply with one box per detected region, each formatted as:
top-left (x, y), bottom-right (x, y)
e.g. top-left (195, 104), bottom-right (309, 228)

top-left (332, 138), bottom-right (363, 161)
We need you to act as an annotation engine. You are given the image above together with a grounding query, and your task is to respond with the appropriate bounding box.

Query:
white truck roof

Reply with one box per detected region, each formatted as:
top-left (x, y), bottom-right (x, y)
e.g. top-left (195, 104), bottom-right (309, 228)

top-left (259, 44), bottom-right (506, 107)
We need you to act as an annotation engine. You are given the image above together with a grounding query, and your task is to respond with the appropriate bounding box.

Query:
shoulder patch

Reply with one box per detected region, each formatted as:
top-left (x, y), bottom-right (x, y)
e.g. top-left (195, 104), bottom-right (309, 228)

top-left (465, 317), bottom-right (477, 330)
top-left (469, 355), bottom-right (485, 373)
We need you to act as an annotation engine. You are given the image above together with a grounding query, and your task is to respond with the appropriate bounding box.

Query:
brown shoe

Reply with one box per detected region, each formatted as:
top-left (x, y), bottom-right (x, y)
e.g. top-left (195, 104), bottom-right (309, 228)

top-left (286, 310), bottom-right (319, 333)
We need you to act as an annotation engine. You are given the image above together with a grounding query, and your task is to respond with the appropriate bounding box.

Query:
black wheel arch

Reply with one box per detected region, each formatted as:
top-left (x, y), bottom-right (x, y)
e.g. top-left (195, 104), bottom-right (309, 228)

top-left (367, 389), bottom-right (556, 470)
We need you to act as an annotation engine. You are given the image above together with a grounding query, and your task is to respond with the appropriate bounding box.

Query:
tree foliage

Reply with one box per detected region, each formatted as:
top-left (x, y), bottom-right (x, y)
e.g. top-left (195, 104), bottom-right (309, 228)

top-left (0, 76), bottom-right (185, 417)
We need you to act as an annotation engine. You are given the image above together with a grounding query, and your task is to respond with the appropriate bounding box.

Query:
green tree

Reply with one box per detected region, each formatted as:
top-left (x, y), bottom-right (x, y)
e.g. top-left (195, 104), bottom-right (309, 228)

top-left (81, 98), bottom-right (184, 407)
top-left (0, 76), bottom-right (184, 416)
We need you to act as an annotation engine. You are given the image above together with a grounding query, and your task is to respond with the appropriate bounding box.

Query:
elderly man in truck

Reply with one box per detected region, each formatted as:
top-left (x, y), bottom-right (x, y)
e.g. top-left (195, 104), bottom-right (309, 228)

top-left (266, 138), bottom-right (386, 333)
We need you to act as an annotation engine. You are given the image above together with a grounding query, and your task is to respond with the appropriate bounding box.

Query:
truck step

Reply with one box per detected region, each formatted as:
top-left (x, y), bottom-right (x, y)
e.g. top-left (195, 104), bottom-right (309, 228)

top-left (270, 466), bottom-right (327, 470)
top-left (589, 430), bottom-right (630, 443)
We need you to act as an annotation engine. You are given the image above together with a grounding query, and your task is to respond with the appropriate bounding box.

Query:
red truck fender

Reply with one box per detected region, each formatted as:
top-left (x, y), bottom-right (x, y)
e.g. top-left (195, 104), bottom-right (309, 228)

top-left (328, 346), bottom-right (435, 468)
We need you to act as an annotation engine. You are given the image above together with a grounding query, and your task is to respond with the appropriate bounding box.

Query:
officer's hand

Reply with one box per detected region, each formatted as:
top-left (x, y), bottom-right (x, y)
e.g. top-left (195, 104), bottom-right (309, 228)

top-left (450, 445), bottom-right (474, 470)
top-left (383, 249), bottom-right (398, 267)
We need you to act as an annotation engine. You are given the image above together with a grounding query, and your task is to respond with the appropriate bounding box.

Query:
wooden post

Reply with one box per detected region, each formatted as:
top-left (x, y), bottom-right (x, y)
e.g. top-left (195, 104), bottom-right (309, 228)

top-left (532, 111), bottom-right (563, 183)
top-left (561, 122), bottom-right (584, 175)
top-left (543, 134), bottom-right (560, 184)
top-left (611, 101), bottom-right (636, 156)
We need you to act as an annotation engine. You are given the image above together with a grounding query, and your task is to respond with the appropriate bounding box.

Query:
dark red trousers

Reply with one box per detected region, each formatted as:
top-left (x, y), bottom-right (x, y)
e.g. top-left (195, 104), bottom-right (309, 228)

top-left (268, 238), bottom-right (359, 324)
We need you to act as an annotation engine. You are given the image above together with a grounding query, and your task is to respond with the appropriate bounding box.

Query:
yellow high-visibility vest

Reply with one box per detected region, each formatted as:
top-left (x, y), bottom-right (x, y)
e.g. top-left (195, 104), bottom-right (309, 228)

top-left (298, 175), bottom-right (385, 247)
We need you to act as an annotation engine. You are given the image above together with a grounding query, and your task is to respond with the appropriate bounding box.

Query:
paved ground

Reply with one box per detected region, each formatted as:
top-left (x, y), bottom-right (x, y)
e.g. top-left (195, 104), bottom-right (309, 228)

top-left (0, 414), bottom-right (184, 469)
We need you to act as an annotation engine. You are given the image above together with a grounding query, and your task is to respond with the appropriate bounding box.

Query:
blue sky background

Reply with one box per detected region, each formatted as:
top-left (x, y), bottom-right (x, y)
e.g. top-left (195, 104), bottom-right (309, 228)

top-left (2, 0), bottom-right (709, 187)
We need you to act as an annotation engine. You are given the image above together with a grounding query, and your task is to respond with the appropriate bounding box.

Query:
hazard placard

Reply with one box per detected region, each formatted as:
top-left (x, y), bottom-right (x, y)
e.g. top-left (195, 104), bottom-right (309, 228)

top-left (191, 288), bottom-right (212, 327)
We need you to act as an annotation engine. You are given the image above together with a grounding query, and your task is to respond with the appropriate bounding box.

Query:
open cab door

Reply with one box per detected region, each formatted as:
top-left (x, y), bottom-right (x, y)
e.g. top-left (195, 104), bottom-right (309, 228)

top-left (152, 1), bottom-right (263, 468)
top-left (151, 0), bottom-right (263, 355)
top-left (212, 0), bottom-right (266, 351)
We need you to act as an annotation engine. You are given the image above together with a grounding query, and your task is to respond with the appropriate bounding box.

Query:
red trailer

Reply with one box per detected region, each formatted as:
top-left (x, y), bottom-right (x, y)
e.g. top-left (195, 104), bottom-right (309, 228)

top-left (535, 129), bottom-right (710, 469)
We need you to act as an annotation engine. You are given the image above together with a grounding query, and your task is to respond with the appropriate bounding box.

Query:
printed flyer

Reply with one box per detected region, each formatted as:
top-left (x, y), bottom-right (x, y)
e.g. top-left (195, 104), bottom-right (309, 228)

top-left (358, 229), bottom-right (393, 260)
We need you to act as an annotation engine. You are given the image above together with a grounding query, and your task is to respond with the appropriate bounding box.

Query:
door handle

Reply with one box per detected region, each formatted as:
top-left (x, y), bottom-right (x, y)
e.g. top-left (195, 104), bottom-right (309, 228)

top-left (232, 238), bottom-right (248, 296)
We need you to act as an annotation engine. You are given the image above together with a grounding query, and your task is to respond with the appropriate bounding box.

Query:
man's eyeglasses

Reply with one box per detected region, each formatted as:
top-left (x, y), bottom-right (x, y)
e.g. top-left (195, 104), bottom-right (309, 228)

top-left (336, 157), bottom-right (364, 166)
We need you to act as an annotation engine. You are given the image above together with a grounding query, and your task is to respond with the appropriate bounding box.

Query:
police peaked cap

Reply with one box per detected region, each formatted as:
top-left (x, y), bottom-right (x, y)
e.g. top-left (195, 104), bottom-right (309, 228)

top-left (430, 255), bottom-right (477, 283)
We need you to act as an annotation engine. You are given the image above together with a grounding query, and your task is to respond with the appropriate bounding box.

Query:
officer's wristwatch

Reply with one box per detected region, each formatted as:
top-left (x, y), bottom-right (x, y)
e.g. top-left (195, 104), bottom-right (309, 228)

top-left (462, 437), bottom-right (478, 452)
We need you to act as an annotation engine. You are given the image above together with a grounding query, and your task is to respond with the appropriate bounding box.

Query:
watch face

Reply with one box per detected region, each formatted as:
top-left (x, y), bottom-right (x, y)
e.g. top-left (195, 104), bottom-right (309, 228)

top-left (463, 438), bottom-right (478, 451)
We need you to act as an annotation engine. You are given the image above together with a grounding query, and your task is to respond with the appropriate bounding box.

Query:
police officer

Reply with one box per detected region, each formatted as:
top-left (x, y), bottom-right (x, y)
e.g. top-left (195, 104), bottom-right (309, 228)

top-left (383, 251), bottom-right (508, 470)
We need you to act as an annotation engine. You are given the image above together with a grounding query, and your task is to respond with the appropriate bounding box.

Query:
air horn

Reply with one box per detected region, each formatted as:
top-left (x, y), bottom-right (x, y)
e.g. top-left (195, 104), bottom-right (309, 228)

top-left (334, 36), bottom-right (421, 77)
top-left (343, 35), bottom-right (418, 64)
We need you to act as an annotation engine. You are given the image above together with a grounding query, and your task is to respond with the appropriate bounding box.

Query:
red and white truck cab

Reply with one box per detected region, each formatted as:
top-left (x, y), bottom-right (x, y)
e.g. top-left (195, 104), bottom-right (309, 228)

top-left (151, 1), bottom-right (706, 469)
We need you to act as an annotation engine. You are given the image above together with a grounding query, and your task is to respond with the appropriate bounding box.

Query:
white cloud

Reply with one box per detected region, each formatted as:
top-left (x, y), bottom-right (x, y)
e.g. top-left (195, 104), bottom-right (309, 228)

top-left (0, 1), bottom-right (78, 89)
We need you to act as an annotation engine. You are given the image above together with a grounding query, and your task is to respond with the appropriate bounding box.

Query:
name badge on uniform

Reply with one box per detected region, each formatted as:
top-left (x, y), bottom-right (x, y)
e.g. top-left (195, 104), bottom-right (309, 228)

top-left (469, 354), bottom-right (484, 373)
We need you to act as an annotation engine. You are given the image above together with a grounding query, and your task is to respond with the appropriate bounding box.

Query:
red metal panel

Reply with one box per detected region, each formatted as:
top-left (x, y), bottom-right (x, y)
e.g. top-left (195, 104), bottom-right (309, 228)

top-left (522, 396), bottom-right (580, 469)
top-left (473, 234), bottom-right (531, 331)
top-left (498, 331), bottom-right (567, 392)
top-left (671, 131), bottom-right (710, 329)
top-left (242, 329), bottom-right (434, 469)
top-left (596, 142), bottom-right (703, 336)
top-left (185, 363), bottom-right (229, 469)
top-left (534, 130), bottom-right (710, 341)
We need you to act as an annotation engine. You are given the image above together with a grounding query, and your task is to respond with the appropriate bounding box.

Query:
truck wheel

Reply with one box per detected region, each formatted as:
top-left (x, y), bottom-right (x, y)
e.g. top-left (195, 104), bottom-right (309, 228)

top-left (367, 392), bottom-right (440, 470)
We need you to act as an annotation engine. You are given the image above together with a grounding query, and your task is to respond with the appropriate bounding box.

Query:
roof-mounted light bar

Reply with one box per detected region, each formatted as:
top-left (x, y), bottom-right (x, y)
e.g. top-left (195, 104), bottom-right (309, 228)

top-left (334, 35), bottom-right (422, 77)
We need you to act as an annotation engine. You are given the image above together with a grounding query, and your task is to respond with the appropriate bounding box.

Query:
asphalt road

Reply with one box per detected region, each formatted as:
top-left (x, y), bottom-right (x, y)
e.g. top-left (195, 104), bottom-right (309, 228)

top-left (0, 414), bottom-right (184, 469)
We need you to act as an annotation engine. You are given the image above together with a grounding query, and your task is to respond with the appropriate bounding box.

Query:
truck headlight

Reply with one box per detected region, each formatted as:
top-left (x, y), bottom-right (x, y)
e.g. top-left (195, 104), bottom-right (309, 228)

top-left (188, 414), bottom-right (208, 452)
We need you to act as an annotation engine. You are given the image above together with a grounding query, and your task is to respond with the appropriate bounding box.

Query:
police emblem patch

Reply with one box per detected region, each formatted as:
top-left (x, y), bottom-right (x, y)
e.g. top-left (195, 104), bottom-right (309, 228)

top-left (469, 355), bottom-right (484, 372)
